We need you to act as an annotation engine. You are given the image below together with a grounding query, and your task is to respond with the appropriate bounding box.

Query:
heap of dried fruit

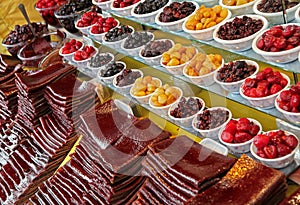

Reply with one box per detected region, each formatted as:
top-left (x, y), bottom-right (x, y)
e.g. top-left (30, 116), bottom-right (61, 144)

top-left (162, 43), bottom-right (197, 66)
top-left (150, 84), bottom-right (181, 107)
top-left (131, 76), bottom-right (161, 96)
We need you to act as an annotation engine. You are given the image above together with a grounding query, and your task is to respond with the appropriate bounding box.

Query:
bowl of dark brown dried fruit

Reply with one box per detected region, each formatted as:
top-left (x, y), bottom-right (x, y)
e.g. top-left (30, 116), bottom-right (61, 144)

top-left (213, 15), bottom-right (268, 51)
top-left (113, 69), bottom-right (143, 93)
top-left (168, 96), bottom-right (205, 128)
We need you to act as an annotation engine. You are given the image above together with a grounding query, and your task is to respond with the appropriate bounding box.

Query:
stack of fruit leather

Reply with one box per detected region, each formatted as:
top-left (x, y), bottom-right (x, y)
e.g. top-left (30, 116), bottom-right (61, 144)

top-left (133, 136), bottom-right (237, 204)
top-left (28, 100), bottom-right (171, 204)
top-left (14, 62), bottom-right (77, 130)
top-left (44, 73), bottom-right (97, 132)
top-left (185, 154), bottom-right (287, 205)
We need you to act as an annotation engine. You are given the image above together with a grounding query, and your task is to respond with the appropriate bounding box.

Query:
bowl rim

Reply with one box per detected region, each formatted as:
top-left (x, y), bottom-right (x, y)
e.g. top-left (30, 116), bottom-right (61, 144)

top-left (219, 0), bottom-right (258, 9)
top-left (214, 59), bottom-right (259, 85)
top-left (74, 13), bottom-right (103, 30)
top-left (253, 0), bottom-right (300, 16)
top-left (139, 39), bottom-right (175, 60)
top-left (34, 2), bottom-right (61, 11)
top-left (252, 23), bottom-right (300, 57)
top-left (113, 69), bottom-right (144, 89)
top-left (213, 14), bottom-right (269, 44)
top-left (239, 72), bottom-right (291, 101)
top-left (295, 6), bottom-right (300, 22)
top-left (97, 61), bottom-right (126, 80)
top-left (110, 0), bottom-right (140, 11)
top-left (218, 117), bottom-right (263, 147)
top-left (102, 25), bottom-right (135, 44)
top-left (120, 31), bottom-right (155, 51)
top-left (192, 106), bottom-right (232, 133)
top-left (87, 52), bottom-right (115, 70)
top-left (130, 77), bottom-right (163, 99)
top-left (89, 18), bottom-right (120, 36)
top-left (131, 0), bottom-right (171, 18)
top-left (250, 129), bottom-right (299, 162)
top-left (275, 87), bottom-right (300, 116)
top-left (92, 0), bottom-right (113, 6)
top-left (59, 39), bottom-right (84, 57)
top-left (148, 86), bottom-right (183, 109)
top-left (167, 96), bottom-right (206, 121)
top-left (182, 9), bottom-right (232, 34)
top-left (154, 1), bottom-right (199, 26)
top-left (72, 45), bottom-right (99, 63)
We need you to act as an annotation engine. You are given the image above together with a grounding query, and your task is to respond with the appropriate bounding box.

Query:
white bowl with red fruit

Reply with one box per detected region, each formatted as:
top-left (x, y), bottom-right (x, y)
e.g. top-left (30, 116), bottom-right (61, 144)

top-left (89, 16), bottom-right (120, 42)
top-left (92, 0), bottom-right (113, 10)
top-left (219, 118), bottom-right (262, 153)
top-left (168, 96), bottom-right (205, 128)
top-left (214, 59), bottom-right (259, 93)
top-left (72, 45), bottom-right (98, 68)
top-left (59, 39), bottom-right (84, 61)
top-left (239, 68), bottom-right (290, 109)
top-left (275, 83), bottom-right (300, 124)
top-left (110, 0), bottom-right (141, 16)
top-left (250, 129), bottom-right (299, 169)
top-left (192, 107), bottom-right (232, 139)
top-left (252, 23), bottom-right (300, 64)
top-left (75, 11), bottom-right (102, 35)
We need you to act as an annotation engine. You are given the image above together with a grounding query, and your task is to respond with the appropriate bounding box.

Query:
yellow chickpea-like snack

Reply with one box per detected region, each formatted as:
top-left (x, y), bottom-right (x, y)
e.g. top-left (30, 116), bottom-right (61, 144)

top-left (185, 5), bottom-right (229, 30)
top-left (150, 84), bottom-right (181, 107)
top-left (185, 53), bottom-right (223, 76)
top-left (131, 76), bottom-right (161, 97)
top-left (162, 43), bottom-right (197, 67)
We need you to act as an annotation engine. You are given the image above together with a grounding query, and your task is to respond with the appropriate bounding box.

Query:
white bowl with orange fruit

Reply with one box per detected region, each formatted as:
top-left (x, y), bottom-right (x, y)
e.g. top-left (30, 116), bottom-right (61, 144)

top-left (130, 76), bottom-right (162, 104)
top-left (219, 0), bottom-right (258, 16)
top-left (160, 43), bottom-right (198, 75)
top-left (183, 52), bottom-right (224, 86)
top-left (182, 5), bottom-right (232, 41)
top-left (149, 84), bottom-right (183, 115)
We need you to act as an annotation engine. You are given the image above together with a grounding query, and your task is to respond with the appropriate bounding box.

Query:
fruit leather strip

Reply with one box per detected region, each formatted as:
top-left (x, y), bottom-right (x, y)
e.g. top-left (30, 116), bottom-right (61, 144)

top-left (0, 82), bottom-right (18, 99)
top-left (138, 180), bottom-right (164, 205)
top-left (184, 154), bottom-right (287, 205)
top-left (0, 64), bottom-right (22, 84)
top-left (264, 183), bottom-right (287, 205)
top-left (0, 54), bottom-right (22, 67)
top-left (83, 190), bottom-right (107, 205)
top-left (2, 161), bottom-right (21, 187)
top-left (148, 136), bottom-right (236, 189)
top-left (36, 183), bottom-right (60, 205)
top-left (0, 176), bottom-right (10, 203)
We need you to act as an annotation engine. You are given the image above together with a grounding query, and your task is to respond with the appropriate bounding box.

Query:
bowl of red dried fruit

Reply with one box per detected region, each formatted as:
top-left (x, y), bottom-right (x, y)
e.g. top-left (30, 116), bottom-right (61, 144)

top-left (110, 0), bottom-right (141, 16)
top-left (59, 39), bottom-right (84, 61)
top-left (72, 45), bottom-right (98, 68)
top-left (168, 96), bottom-right (205, 128)
top-left (192, 107), bottom-right (232, 139)
top-left (113, 69), bottom-right (143, 93)
top-left (92, 0), bottom-right (113, 10)
top-left (89, 16), bottom-right (120, 42)
top-left (250, 129), bottom-right (299, 168)
top-left (275, 83), bottom-right (300, 124)
top-left (253, 0), bottom-right (299, 25)
top-left (155, 1), bottom-right (199, 31)
top-left (252, 23), bottom-right (300, 63)
top-left (239, 67), bottom-right (290, 109)
top-left (214, 59), bottom-right (259, 93)
top-left (219, 118), bottom-right (262, 153)
top-left (75, 11), bottom-right (102, 35)
top-left (213, 15), bottom-right (268, 51)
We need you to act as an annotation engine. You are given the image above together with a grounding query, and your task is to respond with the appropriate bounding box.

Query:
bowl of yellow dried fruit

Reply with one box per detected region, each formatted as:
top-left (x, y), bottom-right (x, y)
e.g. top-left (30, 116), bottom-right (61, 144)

top-left (219, 0), bottom-right (258, 16)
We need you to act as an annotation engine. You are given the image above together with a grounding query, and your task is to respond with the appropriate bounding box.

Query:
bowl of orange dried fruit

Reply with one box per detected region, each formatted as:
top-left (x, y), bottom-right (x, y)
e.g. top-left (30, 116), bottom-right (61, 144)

top-left (219, 0), bottom-right (257, 16)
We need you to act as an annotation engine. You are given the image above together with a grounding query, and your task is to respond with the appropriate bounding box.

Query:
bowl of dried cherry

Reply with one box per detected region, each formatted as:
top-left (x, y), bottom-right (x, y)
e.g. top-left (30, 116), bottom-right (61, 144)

top-left (98, 61), bottom-right (126, 84)
top-left (218, 118), bottom-right (262, 153)
top-left (168, 96), bottom-right (205, 128)
top-left (113, 69), bottom-right (143, 93)
top-left (59, 39), bottom-right (84, 61)
top-left (72, 45), bottom-right (98, 68)
top-left (250, 129), bottom-right (299, 168)
top-left (192, 107), bottom-right (232, 139)
top-left (214, 59), bottom-right (259, 93)
top-left (92, 0), bottom-right (113, 10)
top-left (88, 17), bottom-right (120, 42)
top-left (252, 23), bottom-right (300, 63)
top-left (253, 0), bottom-right (299, 25)
top-left (213, 15), bottom-right (268, 51)
top-left (110, 0), bottom-right (141, 16)
top-left (75, 11), bottom-right (102, 36)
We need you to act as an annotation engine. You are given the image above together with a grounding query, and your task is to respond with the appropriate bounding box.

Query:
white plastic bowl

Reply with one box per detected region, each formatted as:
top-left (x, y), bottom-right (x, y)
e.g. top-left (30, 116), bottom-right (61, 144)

top-left (218, 118), bottom-right (262, 153)
top-left (130, 77), bottom-right (162, 104)
top-left (194, 0), bottom-right (219, 7)
top-left (121, 32), bottom-right (155, 56)
top-left (168, 96), bottom-right (205, 128)
top-left (183, 58), bottom-right (224, 86)
top-left (199, 138), bottom-right (229, 156)
top-left (87, 52), bottom-right (115, 75)
top-left (219, 0), bottom-right (257, 16)
top-left (92, 0), bottom-right (113, 10)
top-left (72, 46), bottom-right (99, 68)
top-left (192, 107), bottom-right (232, 139)
top-left (182, 10), bottom-right (232, 41)
top-left (131, 0), bottom-right (170, 23)
top-left (98, 61), bottom-right (126, 84)
top-left (214, 59), bottom-right (259, 93)
top-left (102, 25), bottom-right (135, 49)
top-left (239, 73), bottom-right (290, 109)
top-left (252, 23), bottom-right (300, 64)
top-left (88, 19), bottom-right (120, 42)
top-left (110, 1), bottom-right (140, 16)
top-left (250, 130), bottom-right (299, 168)
top-left (213, 15), bottom-right (268, 51)
top-left (139, 39), bottom-right (175, 66)
top-left (154, 1), bottom-right (199, 31)
top-left (75, 14), bottom-right (101, 36)
top-left (253, 0), bottom-right (300, 25)
top-left (296, 6), bottom-right (300, 23)
top-left (58, 40), bottom-right (84, 62)
top-left (149, 86), bottom-right (183, 116)
top-left (113, 69), bottom-right (144, 94)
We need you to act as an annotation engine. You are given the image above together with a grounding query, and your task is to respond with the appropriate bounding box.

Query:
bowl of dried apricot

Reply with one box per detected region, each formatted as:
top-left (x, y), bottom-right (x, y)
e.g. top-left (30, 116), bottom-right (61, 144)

top-left (219, 0), bottom-right (257, 16)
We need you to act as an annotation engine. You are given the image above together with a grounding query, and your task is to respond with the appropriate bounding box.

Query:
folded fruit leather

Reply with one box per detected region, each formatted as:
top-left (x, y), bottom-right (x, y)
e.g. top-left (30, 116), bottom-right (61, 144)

top-left (185, 154), bottom-right (287, 205)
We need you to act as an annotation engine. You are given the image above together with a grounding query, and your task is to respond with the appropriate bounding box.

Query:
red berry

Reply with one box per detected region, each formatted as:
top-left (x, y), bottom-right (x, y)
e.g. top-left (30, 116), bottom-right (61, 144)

top-left (263, 145), bottom-right (277, 159)
top-left (270, 84), bottom-right (282, 95)
top-left (221, 131), bottom-right (234, 143)
top-left (285, 135), bottom-right (298, 149)
top-left (290, 94), bottom-right (300, 108)
top-left (236, 122), bottom-right (251, 132)
top-left (234, 132), bottom-right (252, 143)
top-left (256, 38), bottom-right (265, 50)
top-left (224, 120), bottom-right (237, 135)
top-left (279, 90), bottom-right (292, 102)
top-left (238, 118), bottom-right (250, 124)
top-left (253, 134), bottom-right (270, 149)
top-left (276, 143), bottom-right (292, 157)
top-left (249, 124), bottom-right (260, 136)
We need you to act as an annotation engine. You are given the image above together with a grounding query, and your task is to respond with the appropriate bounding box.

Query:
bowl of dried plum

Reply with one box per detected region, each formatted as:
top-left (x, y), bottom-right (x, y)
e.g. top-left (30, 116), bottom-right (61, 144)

top-left (98, 61), bottom-right (126, 84)
top-left (131, 0), bottom-right (170, 23)
top-left (155, 1), bottom-right (199, 31)
top-left (168, 96), bottom-right (205, 128)
top-left (253, 0), bottom-right (299, 25)
top-left (121, 31), bottom-right (155, 56)
top-left (113, 69), bottom-right (143, 93)
top-left (102, 25), bottom-right (135, 49)
top-left (139, 39), bottom-right (174, 65)
top-left (214, 59), bottom-right (259, 93)
top-left (252, 23), bottom-right (300, 63)
top-left (87, 52), bottom-right (115, 75)
top-left (213, 15), bottom-right (268, 51)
